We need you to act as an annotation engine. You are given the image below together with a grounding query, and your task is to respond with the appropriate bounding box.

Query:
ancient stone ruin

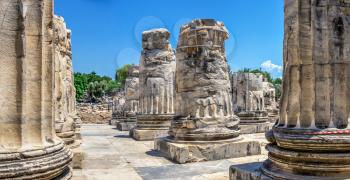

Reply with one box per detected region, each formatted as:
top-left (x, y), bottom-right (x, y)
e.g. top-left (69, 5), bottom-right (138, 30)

top-left (261, 79), bottom-right (279, 123)
top-left (110, 91), bottom-right (126, 126)
top-left (231, 72), bottom-right (271, 134)
top-left (0, 0), bottom-right (73, 179)
top-left (231, 0), bottom-right (350, 179)
top-left (131, 28), bottom-right (176, 140)
top-left (155, 19), bottom-right (261, 164)
top-left (116, 66), bottom-right (140, 131)
top-left (54, 15), bottom-right (83, 169)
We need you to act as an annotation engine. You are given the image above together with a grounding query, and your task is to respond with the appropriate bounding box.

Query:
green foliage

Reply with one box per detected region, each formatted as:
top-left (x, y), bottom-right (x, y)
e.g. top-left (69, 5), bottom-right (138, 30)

top-left (115, 64), bottom-right (133, 86)
top-left (74, 72), bottom-right (122, 101)
top-left (239, 68), bottom-right (273, 83)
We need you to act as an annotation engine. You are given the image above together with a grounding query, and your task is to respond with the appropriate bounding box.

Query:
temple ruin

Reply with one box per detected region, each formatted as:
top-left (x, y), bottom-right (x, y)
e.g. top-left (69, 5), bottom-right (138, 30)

top-left (231, 0), bottom-right (350, 179)
top-left (231, 72), bottom-right (271, 134)
top-left (0, 0), bottom-right (73, 179)
top-left (131, 28), bottom-right (176, 141)
top-left (116, 66), bottom-right (140, 131)
top-left (54, 15), bottom-right (83, 169)
top-left (110, 92), bottom-right (126, 126)
top-left (155, 19), bottom-right (261, 164)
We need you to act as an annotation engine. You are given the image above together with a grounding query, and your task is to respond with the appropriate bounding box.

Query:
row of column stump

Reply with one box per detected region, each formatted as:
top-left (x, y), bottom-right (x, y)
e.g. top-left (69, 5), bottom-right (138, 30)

top-left (112, 0), bottom-right (350, 179)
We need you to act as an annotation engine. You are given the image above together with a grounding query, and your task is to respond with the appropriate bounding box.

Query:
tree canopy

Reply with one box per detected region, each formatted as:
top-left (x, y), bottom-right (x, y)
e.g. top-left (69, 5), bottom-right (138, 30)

top-left (74, 64), bottom-right (134, 101)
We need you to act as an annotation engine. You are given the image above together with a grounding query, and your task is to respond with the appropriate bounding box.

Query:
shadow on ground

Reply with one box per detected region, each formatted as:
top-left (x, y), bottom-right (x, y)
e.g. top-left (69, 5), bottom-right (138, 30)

top-left (114, 134), bottom-right (131, 138)
top-left (145, 150), bottom-right (164, 158)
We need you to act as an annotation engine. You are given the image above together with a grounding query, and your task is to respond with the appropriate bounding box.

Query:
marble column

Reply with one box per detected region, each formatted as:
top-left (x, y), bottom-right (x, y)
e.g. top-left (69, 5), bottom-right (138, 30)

top-left (131, 28), bottom-right (176, 141)
top-left (231, 73), bottom-right (271, 134)
top-left (110, 92), bottom-right (125, 126)
top-left (116, 66), bottom-right (139, 131)
top-left (262, 81), bottom-right (279, 123)
top-left (54, 15), bottom-right (83, 169)
top-left (155, 19), bottom-right (261, 164)
top-left (0, 0), bottom-right (73, 179)
top-left (260, 0), bottom-right (350, 179)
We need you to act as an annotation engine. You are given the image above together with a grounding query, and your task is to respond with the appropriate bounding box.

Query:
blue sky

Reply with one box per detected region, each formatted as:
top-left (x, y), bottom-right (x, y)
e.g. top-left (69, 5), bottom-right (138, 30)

top-left (55, 0), bottom-right (284, 78)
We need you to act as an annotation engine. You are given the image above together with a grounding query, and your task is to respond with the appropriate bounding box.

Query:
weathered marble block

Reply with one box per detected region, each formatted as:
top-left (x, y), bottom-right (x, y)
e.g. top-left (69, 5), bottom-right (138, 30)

top-left (110, 93), bottom-right (126, 126)
top-left (231, 73), bottom-right (272, 134)
top-left (54, 15), bottom-right (83, 169)
top-left (231, 0), bottom-right (350, 179)
top-left (131, 28), bottom-right (176, 141)
top-left (155, 19), bottom-right (261, 163)
top-left (116, 66), bottom-right (139, 131)
top-left (0, 1), bottom-right (72, 178)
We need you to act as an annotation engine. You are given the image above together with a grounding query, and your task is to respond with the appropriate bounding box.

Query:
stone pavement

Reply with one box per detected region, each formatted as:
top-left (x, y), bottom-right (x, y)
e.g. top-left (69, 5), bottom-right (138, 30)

top-left (73, 124), bottom-right (268, 180)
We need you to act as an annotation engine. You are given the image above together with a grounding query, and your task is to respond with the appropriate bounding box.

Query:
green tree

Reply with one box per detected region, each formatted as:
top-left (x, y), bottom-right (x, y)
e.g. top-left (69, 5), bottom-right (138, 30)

top-left (74, 71), bottom-right (122, 101)
top-left (115, 64), bottom-right (133, 86)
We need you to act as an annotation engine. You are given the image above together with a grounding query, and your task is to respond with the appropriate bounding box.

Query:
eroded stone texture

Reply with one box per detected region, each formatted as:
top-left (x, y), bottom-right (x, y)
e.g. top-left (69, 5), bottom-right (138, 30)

top-left (231, 73), bottom-right (271, 134)
top-left (156, 19), bottom-right (260, 163)
top-left (0, 1), bottom-right (72, 178)
top-left (116, 66), bottom-right (139, 131)
top-left (235, 0), bottom-right (350, 179)
top-left (131, 28), bottom-right (176, 141)
top-left (54, 15), bottom-right (83, 169)
top-left (261, 81), bottom-right (279, 123)
top-left (110, 92), bottom-right (126, 126)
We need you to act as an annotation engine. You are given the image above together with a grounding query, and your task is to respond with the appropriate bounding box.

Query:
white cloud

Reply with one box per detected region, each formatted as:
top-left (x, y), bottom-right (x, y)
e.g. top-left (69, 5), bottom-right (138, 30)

top-left (260, 60), bottom-right (283, 73)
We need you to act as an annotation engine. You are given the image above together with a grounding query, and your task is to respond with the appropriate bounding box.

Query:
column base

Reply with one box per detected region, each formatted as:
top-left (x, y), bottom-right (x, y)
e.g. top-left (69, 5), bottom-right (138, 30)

top-left (71, 146), bottom-right (84, 169)
top-left (154, 137), bottom-right (261, 164)
top-left (116, 121), bottom-right (136, 131)
top-left (0, 142), bottom-right (73, 179)
top-left (109, 119), bottom-right (119, 126)
top-left (131, 128), bottom-right (169, 141)
top-left (240, 122), bottom-right (273, 134)
top-left (229, 160), bottom-right (350, 180)
top-left (53, 166), bottom-right (73, 180)
top-left (229, 161), bottom-right (270, 180)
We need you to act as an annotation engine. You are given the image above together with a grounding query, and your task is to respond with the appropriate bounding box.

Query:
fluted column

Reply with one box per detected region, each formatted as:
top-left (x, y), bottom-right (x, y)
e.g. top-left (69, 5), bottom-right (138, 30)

top-left (263, 0), bottom-right (350, 178)
top-left (124, 66), bottom-right (139, 116)
top-left (0, 0), bottom-right (72, 179)
top-left (132, 29), bottom-right (176, 140)
top-left (169, 19), bottom-right (240, 141)
top-left (116, 66), bottom-right (139, 131)
top-left (232, 73), bottom-right (269, 124)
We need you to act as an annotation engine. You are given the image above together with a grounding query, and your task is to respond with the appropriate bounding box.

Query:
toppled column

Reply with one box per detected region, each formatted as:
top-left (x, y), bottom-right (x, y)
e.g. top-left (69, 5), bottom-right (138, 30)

top-left (231, 73), bottom-right (271, 134)
top-left (231, 1), bottom-right (350, 179)
top-left (54, 15), bottom-right (83, 169)
top-left (131, 29), bottom-right (176, 140)
top-left (0, 1), bottom-right (72, 179)
top-left (155, 19), bottom-right (261, 164)
top-left (116, 66), bottom-right (140, 131)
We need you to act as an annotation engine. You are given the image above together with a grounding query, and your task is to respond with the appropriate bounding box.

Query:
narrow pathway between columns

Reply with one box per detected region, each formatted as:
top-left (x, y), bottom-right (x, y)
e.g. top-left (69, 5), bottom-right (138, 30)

top-left (73, 124), bottom-right (268, 180)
